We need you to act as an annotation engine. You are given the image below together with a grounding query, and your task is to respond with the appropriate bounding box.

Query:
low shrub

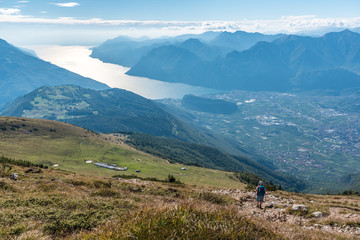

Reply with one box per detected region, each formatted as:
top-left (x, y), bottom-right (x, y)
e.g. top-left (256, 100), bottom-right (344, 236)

top-left (0, 156), bottom-right (48, 169)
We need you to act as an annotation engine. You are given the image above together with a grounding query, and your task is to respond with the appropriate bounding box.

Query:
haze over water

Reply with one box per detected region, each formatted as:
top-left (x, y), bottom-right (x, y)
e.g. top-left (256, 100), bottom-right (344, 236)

top-left (28, 45), bottom-right (218, 99)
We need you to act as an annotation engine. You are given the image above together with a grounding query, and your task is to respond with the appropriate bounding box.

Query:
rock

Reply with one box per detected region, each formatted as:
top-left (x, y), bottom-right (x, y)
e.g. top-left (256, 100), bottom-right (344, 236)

top-left (9, 173), bottom-right (18, 181)
top-left (292, 204), bottom-right (308, 212)
top-left (265, 202), bottom-right (274, 208)
top-left (130, 188), bottom-right (142, 192)
top-left (312, 211), bottom-right (323, 218)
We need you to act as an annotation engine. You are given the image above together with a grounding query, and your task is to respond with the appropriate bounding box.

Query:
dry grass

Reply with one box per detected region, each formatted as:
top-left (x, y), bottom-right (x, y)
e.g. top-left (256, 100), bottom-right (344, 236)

top-left (0, 164), bottom-right (358, 239)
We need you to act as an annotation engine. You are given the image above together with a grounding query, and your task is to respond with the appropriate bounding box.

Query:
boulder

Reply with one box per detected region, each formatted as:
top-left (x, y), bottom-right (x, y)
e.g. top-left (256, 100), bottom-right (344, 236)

top-left (312, 212), bottom-right (323, 218)
top-left (292, 204), bottom-right (308, 212)
top-left (9, 173), bottom-right (18, 181)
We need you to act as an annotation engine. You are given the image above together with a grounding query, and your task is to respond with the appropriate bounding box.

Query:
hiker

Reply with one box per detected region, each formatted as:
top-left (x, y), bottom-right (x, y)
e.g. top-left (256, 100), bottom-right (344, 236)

top-left (255, 181), bottom-right (265, 209)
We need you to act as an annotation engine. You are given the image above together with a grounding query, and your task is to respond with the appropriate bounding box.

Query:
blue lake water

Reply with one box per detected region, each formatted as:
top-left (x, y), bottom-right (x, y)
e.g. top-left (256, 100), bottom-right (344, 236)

top-left (29, 45), bottom-right (218, 99)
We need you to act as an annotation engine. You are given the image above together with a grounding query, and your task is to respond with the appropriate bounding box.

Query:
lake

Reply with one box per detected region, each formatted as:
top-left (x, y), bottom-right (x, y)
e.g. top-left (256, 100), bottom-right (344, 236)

top-left (29, 45), bottom-right (218, 99)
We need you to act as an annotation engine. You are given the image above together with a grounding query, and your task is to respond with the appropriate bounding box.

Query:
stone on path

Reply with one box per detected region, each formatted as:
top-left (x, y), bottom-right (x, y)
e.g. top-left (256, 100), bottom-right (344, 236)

top-left (312, 212), bottom-right (323, 218)
top-left (292, 204), bottom-right (308, 212)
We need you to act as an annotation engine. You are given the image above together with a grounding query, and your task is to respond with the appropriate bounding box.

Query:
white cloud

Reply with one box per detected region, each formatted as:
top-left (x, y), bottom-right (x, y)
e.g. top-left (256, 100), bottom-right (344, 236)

top-left (52, 2), bottom-right (80, 7)
top-left (0, 8), bottom-right (21, 15)
top-left (0, 12), bottom-right (359, 36)
top-left (18, 1), bottom-right (29, 3)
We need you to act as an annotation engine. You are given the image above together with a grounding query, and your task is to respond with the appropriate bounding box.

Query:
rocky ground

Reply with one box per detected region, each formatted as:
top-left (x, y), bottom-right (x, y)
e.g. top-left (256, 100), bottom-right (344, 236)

top-left (213, 189), bottom-right (360, 239)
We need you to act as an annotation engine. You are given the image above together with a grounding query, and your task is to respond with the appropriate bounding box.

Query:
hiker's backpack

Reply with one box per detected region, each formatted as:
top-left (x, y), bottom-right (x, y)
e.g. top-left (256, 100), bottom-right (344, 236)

top-left (258, 185), bottom-right (265, 196)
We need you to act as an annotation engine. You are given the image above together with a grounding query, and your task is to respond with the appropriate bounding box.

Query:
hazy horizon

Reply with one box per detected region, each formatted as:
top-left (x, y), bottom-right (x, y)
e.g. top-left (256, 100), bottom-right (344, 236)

top-left (0, 0), bottom-right (360, 45)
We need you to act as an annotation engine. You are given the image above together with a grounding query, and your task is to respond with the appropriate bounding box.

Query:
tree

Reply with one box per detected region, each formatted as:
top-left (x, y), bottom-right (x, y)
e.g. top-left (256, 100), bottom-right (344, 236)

top-left (167, 174), bottom-right (176, 183)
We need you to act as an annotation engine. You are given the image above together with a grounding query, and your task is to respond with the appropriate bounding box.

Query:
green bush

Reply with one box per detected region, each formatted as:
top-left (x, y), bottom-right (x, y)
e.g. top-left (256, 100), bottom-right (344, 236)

top-left (0, 156), bottom-right (48, 169)
top-left (342, 190), bottom-right (359, 195)
top-left (167, 174), bottom-right (176, 182)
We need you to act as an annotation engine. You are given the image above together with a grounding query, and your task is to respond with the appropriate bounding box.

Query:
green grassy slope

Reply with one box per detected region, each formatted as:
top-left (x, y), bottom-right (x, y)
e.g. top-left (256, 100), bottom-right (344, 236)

top-left (0, 117), bottom-right (244, 189)
top-left (124, 132), bottom-right (304, 191)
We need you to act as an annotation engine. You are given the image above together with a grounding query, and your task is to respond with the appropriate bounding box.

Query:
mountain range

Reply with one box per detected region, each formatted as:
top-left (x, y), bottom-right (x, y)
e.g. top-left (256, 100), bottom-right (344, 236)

top-left (0, 39), bottom-right (109, 109)
top-left (127, 30), bottom-right (360, 92)
top-left (209, 30), bottom-right (284, 52)
top-left (91, 31), bottom-right (284, 67)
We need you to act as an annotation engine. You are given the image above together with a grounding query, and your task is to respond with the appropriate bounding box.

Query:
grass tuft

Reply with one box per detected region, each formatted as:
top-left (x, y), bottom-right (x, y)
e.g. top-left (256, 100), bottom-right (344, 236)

top-left (81, 205), bottom-right (281, 240)
top-left (197, 192), bottom-right (231, 205)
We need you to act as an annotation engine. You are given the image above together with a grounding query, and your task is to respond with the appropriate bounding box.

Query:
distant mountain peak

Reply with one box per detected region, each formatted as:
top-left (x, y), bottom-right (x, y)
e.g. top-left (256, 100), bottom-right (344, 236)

top-left (339, 29), bottom-right (357, 35)
top-left (181, 38), bottom-right (203, 45)
top-left (323, 29), bottom-right (360, 39)
top-left (178, 38), bottom-right (207, 51)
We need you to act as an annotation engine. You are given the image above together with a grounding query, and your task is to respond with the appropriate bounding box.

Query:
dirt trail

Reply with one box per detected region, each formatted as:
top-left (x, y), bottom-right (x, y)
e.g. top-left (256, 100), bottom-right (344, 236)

top-left (213, 189), bottom-right (360, 239)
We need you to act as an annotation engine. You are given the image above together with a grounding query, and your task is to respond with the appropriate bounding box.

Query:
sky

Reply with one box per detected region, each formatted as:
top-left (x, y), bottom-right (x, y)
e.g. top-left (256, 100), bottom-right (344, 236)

top-left (0, 0), bottom-right (360, 45)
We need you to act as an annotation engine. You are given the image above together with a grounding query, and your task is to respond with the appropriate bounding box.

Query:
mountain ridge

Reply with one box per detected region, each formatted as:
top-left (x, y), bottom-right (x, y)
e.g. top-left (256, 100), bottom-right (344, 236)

top-left (127, 30), bottom-right (360, 92)
top-left (91, 30), bottom-right (284, 68)
top-left (0, 38), bottom-right (109, 109)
